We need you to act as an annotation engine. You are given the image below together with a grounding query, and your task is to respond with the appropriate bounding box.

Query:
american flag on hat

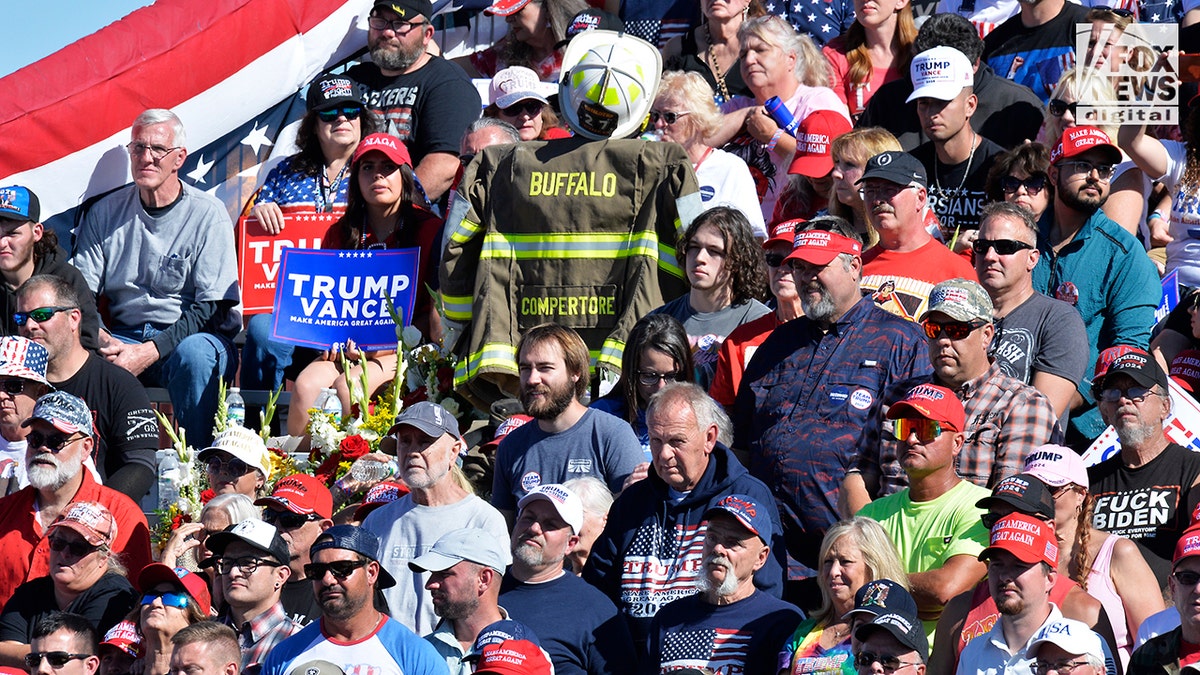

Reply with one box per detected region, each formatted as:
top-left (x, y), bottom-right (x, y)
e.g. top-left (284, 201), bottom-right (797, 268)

top-left (0, 337), bottom-right (49, 386)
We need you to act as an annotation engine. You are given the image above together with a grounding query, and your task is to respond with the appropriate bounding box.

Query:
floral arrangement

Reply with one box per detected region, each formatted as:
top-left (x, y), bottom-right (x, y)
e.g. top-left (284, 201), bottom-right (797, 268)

top-left (304, 296), bottom-right (474, 487)
top-left (149, 412), bottom-right (205, 557)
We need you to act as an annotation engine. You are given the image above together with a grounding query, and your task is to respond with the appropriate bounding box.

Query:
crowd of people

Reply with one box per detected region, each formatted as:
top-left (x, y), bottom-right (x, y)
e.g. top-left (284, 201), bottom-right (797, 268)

top-left (2, 0), bottom-right (1200, 672)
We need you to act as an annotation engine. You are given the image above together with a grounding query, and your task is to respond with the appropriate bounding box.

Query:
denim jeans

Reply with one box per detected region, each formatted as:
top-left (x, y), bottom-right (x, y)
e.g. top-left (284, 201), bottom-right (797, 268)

top-left (240, 313), bottom-right (294, 392)
top-left (113, 324), bottom-right (236, 447)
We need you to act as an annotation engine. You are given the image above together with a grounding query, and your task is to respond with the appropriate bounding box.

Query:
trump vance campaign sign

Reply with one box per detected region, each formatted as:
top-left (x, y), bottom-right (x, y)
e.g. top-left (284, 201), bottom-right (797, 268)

top-left (270, 248), bottom-right (419, 350)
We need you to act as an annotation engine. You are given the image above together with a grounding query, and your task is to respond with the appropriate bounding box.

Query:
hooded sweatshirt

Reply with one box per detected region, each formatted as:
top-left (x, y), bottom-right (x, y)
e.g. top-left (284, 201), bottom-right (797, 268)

top-left (582, 441), bottom-right (786, 647)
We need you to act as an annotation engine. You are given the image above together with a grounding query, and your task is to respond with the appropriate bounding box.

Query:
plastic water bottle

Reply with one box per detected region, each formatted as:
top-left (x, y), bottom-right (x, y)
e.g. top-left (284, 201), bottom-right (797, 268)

top-left (350, 457), bottom-right (398, 484)
top-left (317, 388), bottom-right (342, 416)
top-left (158, 452), bottom-right (181, 509)
top-left (225, 387), bottom-right (245, 427)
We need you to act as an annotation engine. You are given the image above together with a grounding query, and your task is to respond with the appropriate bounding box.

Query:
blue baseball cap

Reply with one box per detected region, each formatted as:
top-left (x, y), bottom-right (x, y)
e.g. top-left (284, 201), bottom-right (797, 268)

top-left (309, 524), bottom-right (395, 588)
top-left (844, 579), bottom-right (919, 621)
top-left (703, 494), bottom-right (772, 544)
top-left (24, 391), bottom-right (93, 438)
top-left (464, 620), bottom-right (541, 663)
top-left (0, 186), bottom-right (39, 223)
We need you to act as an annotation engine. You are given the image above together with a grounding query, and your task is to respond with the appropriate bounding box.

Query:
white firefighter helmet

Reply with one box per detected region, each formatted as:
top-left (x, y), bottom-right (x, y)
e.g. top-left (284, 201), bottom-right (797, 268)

top-left (559, 30), bottom-right (662, 141)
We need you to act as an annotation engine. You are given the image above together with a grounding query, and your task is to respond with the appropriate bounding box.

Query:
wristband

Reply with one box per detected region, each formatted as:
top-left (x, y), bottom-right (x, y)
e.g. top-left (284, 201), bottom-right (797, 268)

top-left (1149, 210), bottom-right (1166, 221)
top-left (766, 129), bottom-right (784, 152)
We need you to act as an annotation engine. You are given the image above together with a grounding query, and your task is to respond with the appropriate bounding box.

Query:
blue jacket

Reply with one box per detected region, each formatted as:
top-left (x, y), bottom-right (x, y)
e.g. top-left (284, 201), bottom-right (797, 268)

top-left (1032, 209), bottom-right (1161, 438)
top-left (582, 442), bottom-right (785, 648)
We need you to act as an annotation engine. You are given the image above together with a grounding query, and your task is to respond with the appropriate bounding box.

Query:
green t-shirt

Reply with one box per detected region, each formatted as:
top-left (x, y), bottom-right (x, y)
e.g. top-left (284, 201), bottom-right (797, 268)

top-left (856, 480), bottom-right (991, 641)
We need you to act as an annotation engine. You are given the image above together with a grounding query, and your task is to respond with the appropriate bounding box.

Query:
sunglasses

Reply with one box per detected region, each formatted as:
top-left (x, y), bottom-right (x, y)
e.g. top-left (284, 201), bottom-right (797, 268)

top-left (206, 456), bottom-right (254, 476)
top-left (1174, 570), bottom-right (1200, 586)
top-left (0, 379), bottom-right (27, 396)
top-left (853, 652), bottom-right (921, 673)
top-left (13, 306), bottom-right (76, 326)
top-left (764, 252), bottom-right (788, 268)
top-left (649, 109), bottom-right (691, 125)
top-left (999, 175), bottom-right (1047, 196)
top-left (1048, 99), bottom-right (1078, 117)
top-left (893, 417), bottom-right (944, 443)
top-left (1095, 385), bottom-right (1159, 403)
top-left (262, 508), bottom-right (321, 529)
top-left (922, 318), bottom-right (988, 340)
top-left (304, 559), bottom-right (368, 581)
top-left (500, 100), bottom-right (544, 117)
top-left (25, 653), bottom-right (91, 670)
top-left (27, 430), bottom-right (83, 452)
top-left (972, 238), bottom-right (1035, 256)
top-left (48, 536), bottom-right (100, 558)
top-left (316, 106), bottom-right (363, 123)
top-left (140, 591), bottom-right (190, 609)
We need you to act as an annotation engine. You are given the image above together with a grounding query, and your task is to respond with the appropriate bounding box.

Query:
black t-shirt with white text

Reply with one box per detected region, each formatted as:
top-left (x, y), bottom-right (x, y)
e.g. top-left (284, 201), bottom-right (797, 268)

top-left (912, 136), bottom-right (1005, 238)
top-left (1088, 442), bottom-right (1200, 587)
top-left (347, 58), bottom-right (482, 166)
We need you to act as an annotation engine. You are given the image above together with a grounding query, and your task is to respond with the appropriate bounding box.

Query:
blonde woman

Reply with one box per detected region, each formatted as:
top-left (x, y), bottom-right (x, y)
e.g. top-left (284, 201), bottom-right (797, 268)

top-left (654, 71), bottom-right (766, 237)
top-left (827, 127), bottom-right (902, 247)
top-left (709, 15), bottom-right (850, 221)
top-left (777, 518), bottom-right (910, 675)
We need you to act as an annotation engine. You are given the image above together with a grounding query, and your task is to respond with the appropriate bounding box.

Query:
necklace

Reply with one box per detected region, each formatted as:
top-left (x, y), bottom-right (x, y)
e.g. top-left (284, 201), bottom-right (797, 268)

top-left (317, 161), bottom-right (349, 213)
top-left (704, 23), bottom-right (732, 104)
top-left (932, 130), bottom-right (978, 199)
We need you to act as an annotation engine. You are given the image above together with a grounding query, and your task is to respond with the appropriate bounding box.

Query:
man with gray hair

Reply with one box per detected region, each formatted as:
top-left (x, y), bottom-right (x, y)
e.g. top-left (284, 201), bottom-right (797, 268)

top-left (585, 382), bottom-right (784, 651)
top-left (732, 217), bottom-right (929, 596)
top-left (459, 118), bottom-right (520, 158)
top-left (973, 202), bottom-right (1087, 421)
top-left (71, 108), bottom-right (239, 447)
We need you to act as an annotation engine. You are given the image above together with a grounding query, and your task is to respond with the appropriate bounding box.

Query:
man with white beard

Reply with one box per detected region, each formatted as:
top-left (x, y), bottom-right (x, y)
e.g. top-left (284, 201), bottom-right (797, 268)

top-left (499, 484), bottom-right (634, 675)
top-left (732, 217), bottom-right (929, 597)
top-left (1087, 346), bottom-right (1200, 589)
top-left (0, 390), bottom-right (151, 608)
top-left (647, 494), bottom-right (803, 675)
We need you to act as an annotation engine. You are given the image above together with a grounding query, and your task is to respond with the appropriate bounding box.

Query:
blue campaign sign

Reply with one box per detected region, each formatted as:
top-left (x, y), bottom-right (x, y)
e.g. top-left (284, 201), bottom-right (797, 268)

top-left (270, 248), bottom-right (419, 350)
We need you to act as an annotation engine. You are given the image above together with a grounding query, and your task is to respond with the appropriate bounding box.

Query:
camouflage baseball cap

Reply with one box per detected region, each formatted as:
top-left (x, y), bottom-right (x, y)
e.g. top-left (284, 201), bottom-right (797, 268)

top-left (921, 278), bottom-right (993, 323)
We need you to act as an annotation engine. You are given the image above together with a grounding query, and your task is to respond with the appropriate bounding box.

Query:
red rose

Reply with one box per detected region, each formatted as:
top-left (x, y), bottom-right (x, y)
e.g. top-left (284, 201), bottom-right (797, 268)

top-left (436, 366), bottom-right (454, 394)
top-left (401, 387), bottom-right (429, 408)
top-left (339, 435), bottom-right (370, 460)
top-left (200, 489), bottom-right (215, 504)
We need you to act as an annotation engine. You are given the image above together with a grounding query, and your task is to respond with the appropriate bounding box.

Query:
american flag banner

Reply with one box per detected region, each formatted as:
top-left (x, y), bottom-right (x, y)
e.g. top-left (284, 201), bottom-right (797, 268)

top-left (0, 0), bottom-right (372, 239)
top-left (660, 627), bottom-right (755, 673)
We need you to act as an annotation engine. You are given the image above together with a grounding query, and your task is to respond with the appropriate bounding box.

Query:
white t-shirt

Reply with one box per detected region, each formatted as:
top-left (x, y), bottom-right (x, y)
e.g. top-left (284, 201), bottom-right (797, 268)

top-left (1158, 140), bottom-right (1200, 287)
top-left (695, 148), bottom-right (768, 238)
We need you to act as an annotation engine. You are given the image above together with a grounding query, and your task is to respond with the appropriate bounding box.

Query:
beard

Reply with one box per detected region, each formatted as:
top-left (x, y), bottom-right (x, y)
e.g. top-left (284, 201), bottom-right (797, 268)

top-left (697, 554), bottom-right (740, 597)
top-left (800, 280), bottom-right (837, 322)
top-left (433, 593), bottom-right (478, 620)
top-left (402, 461), bottom-right (449, 491)
top-left (27, 451), bottom-right (81, 491)
top-left (1057, 177), bottom-right (1107, 215)
top-left (1114, 418), bottom-right (1158, 448)
top-left (521, 380), bottom-right (575, 421)
top-left (513, 537), bottom-right (564, 570)
top-left (370, 37), bottom-right (424, 72)
top-left (996, 593), bottom-right (1026, 616)
top-left (318, 584), bottom-right (368, 621)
